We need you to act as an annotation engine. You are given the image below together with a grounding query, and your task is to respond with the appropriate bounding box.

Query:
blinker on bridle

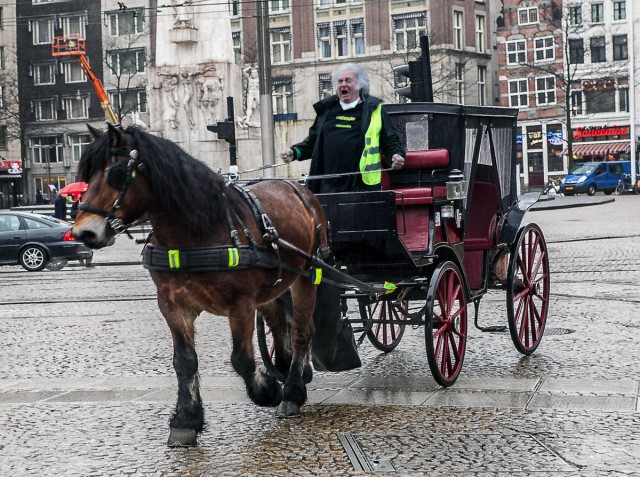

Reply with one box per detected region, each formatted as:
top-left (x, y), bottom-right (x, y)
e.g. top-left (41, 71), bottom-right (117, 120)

top-left (78, 148), bottom-right (144, 235)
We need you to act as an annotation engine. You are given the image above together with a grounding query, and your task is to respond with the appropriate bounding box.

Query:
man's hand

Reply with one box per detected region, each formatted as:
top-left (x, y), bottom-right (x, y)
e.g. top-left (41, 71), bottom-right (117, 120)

top-left (391, 153), bottom-right (405, 170)
top-left (280, 149), bottom-right (294, 163)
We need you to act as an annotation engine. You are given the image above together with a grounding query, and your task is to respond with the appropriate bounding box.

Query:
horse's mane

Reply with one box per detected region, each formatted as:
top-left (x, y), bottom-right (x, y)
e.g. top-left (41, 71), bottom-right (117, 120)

top-left (79, 126), bottom-right (245, 235)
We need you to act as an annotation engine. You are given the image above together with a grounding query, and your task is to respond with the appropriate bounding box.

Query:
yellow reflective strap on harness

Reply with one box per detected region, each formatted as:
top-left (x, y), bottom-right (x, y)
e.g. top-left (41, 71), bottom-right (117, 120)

top-left (168, 249), bottom-right (181, 269)
top-left (312, 267), bottom-right (322, 285)
top-left (227, 247), bottom-right (240, 267)
top-left (383, 281), bottom-right (396, 294)
top-left (360, 104), bottom-right (383, 185)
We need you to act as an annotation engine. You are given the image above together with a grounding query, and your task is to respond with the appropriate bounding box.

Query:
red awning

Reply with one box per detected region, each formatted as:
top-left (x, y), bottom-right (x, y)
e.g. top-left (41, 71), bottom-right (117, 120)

top-left (569, 142), bottom-right (630, 156)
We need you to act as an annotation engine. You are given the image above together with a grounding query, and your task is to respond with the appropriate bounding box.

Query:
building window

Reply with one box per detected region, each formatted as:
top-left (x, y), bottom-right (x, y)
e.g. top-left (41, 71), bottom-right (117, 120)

top-left (270, 29), bottom-right (291, 64)
top-left (534, 36), bottom-right (554, 62)
top-left (393, 13), bottom-right (426, 52)
top-left (62, 15), bottom-right (85, 37)
top-left (570, 90), bottom-right (583, 115)
top-left (317, 23), bottom-right (331, 59)
top-left (569, 39), bottom-right (584, 64)
top-left (335, 21), bottom-right (348, 57)
top-left (0, 86), bottom-right (3, 109)
top-left (69, 134), bottom-right (91, 162)
top-left (33, 63), bottom-right (55, 85)
top-left (619, 87), bottom-right (629, 112)
top-left (63, 96), bottom-right (88, 119)
top-left (613, 1), bottom-right (626, 20)
top-left (269, 0), bottom-right (289, 12)
top-left (475, 15), bottom-right (485, 53)
top-left (0, 8), bottom-right (3, 29)
top-left (229, 0), bottom-right (239, 16)
top-left (351, 20), bottom-right (365, 55)
top-left (33, 99), bottom-right (56, 121)
top-left (535, 76), bottom-right (556, 105)
top-left (109, 50), bottom-right (146, 75)
top-left (453, 11), bottom-right (464, 50)
top-left (318, 74), bottom-right (332, 100)
top-left (518, 7), bottom-right (538, 25)
top-left (454, 63), bottom-right (464, 104)
top-left (32, 18), bottom-right (54, 45)
top-left (63, 61), bottom-right (87, 83)
top-left (613, 35), bottom-right (628, 61)
top-left (232, 32), bottom-right (242, 64)
top-left (585, 89), bottom-right (615, 114)
top-left (569, 6), bottom-right (582, 25)
top-left (591, 3), bottom-right (604, 23)
top-left (31, 136), bottom-right (64, 164)
top-left (506, 40), bottom-right (526, 64)
top-left (109, 9), bottom-right (144, 36)
top-left (0, 47), bottom-right (4, 70)
top-left (477, 66), bottom-right (486, 106)
top-left (0, 126), bottom-right (7, 150)
top-left (273, 78), bottom-right (293, 114)
top-left (590, 36), bottom-right (606, 63)
top-left (110, 89), bottom-right (147, 114)
top-left (508, 79), bottom-right (528, 108)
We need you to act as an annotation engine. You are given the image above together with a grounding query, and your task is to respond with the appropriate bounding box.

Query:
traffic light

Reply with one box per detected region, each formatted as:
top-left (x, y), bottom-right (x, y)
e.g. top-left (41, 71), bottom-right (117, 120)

top-left (394, 60), bottom-right (426, 102)
top-left (207, 121), bottom-right (235, 142)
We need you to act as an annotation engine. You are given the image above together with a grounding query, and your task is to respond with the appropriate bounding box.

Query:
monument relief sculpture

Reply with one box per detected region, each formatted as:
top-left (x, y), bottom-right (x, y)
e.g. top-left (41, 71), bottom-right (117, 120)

top-left (161, 74), bottom-right (180, 129)
top-left (198, 76), bottom-right (224, 124)
top-left (239, 64), bottom-right (260, 128)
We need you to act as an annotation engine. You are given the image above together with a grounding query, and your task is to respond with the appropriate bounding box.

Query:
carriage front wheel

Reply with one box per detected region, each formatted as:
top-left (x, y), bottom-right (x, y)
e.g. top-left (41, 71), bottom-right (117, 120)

top-left (358, 297), bottom-right (407, 352)
top-left (425, 261), bottom-right (467, 387)
top-left (507, 223), bottom-right (550, 355)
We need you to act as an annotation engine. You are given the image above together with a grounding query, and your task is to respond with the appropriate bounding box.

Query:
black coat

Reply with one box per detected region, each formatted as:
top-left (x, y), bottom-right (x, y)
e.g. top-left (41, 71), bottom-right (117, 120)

top-left (54, 195), bottom-right (67, 221)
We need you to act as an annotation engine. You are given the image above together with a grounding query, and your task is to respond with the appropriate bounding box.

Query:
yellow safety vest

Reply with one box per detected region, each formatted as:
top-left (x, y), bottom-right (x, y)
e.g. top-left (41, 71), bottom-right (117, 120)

top-left (359, 104), bottom-right (383, 185)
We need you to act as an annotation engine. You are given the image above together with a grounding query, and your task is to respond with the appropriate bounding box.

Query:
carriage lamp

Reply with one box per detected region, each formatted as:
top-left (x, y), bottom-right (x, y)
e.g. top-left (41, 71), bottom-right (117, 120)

top-left (446, 169), bottom-right (466, 200)
top-left (441, 204), bottom-right (455, 219)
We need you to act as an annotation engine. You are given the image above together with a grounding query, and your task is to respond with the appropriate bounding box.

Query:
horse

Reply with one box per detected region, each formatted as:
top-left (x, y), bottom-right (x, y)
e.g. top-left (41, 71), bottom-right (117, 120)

top-left (73, 124), bottom-right (329, 447)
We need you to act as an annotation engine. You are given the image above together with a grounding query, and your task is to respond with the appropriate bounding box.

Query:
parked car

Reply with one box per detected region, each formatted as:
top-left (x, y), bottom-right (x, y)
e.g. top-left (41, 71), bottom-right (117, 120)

top-left (0, 211), bottom-right (92, 271)
top-left (559, 161), bottom-right (635, 196)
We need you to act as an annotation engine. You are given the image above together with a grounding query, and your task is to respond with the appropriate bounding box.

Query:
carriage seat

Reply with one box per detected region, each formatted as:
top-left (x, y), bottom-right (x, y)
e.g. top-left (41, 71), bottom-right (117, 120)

top-left (382, 149), bottom-right (450, 202)
top-left (464, 181), bottom-right (500, 251)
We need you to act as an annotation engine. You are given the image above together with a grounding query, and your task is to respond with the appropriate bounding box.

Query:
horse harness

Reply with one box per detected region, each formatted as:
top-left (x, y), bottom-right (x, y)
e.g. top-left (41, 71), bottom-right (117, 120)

top-left (80, 146), bottom-right (328, 285)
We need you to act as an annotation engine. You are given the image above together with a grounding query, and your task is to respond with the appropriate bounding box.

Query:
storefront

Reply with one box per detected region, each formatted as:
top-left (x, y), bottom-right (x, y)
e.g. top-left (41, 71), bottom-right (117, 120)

top-left (517, 122), bottom-right (565, 190)
top-left (0, 160), bottom-right (23, 209)
top-left (570, 124), bottom-right (631, 162)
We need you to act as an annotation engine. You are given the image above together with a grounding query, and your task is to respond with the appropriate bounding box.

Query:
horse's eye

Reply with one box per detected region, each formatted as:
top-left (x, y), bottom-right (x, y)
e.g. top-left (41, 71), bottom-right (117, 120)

top-left (107, 162), bottom-right (128, 189)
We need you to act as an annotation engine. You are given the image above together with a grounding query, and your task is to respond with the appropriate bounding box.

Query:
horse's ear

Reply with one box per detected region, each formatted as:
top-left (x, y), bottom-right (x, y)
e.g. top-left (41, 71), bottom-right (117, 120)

top-left (87, 124), bottom-right (103, 139)
top-left (107, 123), bottom-right (123, 148)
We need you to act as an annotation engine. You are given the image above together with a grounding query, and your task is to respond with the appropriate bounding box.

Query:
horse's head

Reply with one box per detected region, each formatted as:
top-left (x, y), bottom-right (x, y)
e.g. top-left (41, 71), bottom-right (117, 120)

top-left (73, 124), bottom-right (151, 249)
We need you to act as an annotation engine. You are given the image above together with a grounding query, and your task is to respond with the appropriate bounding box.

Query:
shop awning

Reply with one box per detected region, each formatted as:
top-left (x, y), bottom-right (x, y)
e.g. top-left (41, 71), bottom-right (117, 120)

top-left (566, 142), bottom-right (630, 156)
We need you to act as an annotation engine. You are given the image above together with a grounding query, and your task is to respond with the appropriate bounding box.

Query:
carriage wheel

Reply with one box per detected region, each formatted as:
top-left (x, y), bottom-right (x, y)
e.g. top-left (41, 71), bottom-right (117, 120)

top-left (507, 223), bottom-right (550, 355)
top-left (358, 297), bottom-right (407, 352)
top-left (425, 261), bottom-right (467, 387)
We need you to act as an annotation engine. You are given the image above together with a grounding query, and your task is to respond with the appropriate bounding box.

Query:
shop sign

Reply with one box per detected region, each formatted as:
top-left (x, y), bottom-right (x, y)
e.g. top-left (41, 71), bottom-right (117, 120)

top-left (547, 130), bottom-right (563, 146)
top-left (574, 125), bottom-right (628, 139)
top-left (527, 126), bottom-right (543, 149)
top-left (0, 160), bottom-right (22, 175)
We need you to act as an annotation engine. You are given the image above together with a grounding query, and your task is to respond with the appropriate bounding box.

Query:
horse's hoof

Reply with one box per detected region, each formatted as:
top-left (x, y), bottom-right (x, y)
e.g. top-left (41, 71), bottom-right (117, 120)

top-left (275, 401), bottom-right (301, 418)
top-left (167, 428), bottom-right (198, 447)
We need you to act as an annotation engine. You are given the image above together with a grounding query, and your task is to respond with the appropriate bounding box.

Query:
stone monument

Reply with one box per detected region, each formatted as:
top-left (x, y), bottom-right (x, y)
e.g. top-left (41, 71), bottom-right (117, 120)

top-left (148, 0), bottom-right (241, 169)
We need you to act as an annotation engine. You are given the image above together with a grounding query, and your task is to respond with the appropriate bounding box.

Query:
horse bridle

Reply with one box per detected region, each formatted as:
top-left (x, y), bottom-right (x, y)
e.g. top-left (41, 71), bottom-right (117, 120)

top-left (78, 148), bottom-right (145, 234)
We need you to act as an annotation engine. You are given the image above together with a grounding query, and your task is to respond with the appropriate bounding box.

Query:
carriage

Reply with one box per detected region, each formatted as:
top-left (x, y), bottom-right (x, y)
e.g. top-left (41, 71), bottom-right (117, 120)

top-left (258, 102), bottom-right (550, 387)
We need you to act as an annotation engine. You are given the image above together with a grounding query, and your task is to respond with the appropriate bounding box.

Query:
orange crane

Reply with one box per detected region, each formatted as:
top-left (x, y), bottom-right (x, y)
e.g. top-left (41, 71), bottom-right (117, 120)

top-left (52, 35), bottom-right (119, 126)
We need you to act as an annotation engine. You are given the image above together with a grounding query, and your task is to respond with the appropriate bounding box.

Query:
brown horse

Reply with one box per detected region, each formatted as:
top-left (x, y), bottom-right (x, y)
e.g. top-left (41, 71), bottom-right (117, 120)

top-left (73, 124), bottom-right (328, 446)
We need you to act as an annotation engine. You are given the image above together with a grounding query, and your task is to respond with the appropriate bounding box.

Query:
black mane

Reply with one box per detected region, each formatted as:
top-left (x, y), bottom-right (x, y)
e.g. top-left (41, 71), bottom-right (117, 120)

top-left (79, 126), bottom-right (244, 235)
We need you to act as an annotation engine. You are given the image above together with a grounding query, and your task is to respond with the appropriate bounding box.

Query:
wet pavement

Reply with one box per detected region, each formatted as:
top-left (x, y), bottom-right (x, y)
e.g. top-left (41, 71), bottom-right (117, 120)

top-left (1, 194), bottom-right (640, 476)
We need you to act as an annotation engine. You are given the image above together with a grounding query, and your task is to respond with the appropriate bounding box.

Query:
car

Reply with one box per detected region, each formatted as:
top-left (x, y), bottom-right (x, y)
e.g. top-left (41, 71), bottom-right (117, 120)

top-left (559, 161), bottom-right (633, 196)
top-left (0, 211), bottom-right (93, 271)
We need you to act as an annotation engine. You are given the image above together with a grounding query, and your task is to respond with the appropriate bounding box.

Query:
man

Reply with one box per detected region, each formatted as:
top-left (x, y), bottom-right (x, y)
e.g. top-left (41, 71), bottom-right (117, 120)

top-left (281, 63), bottom-right (405, 371)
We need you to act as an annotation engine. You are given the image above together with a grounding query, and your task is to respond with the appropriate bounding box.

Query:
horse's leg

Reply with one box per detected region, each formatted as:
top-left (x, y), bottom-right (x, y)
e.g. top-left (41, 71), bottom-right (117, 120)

top-left (229, 308), bottom-right (283, 407)
top-left (161, 302), bottom-right (203, 447)
top-left (258, 293), bottom-right (293, 378)
top-left (276, 278), bottom-right (316, 418)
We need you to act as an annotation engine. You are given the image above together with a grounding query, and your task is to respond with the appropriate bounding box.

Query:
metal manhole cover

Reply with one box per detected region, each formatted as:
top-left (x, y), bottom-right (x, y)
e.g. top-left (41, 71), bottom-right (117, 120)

top-left (338, 432), bottom-right (575, 473)
top-left (545, 328), bottom-right (575, 336)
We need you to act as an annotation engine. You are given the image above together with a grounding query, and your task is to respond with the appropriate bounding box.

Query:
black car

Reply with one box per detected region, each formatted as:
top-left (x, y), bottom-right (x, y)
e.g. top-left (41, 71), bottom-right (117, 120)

top-left (0, 211), bottom-right (92, 271)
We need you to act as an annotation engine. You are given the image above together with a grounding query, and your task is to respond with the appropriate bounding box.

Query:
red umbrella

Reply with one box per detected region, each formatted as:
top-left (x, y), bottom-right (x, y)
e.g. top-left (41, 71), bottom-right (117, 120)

top-left (59, 182), bottom-right (88, 200)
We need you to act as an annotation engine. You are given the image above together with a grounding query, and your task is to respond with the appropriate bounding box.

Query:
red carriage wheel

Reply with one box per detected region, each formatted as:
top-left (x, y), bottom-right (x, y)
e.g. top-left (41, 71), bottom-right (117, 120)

top-left (425, 261), bottom-right (467, 387)
top-left (358, 296), bottom-right (407, 352)
top-left (507, 223), bottom-right (550, 355)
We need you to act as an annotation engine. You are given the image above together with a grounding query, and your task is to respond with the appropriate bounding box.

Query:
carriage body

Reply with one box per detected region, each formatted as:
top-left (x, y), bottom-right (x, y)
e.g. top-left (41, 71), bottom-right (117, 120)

top-left (313, 102), bottom-right (550, 386)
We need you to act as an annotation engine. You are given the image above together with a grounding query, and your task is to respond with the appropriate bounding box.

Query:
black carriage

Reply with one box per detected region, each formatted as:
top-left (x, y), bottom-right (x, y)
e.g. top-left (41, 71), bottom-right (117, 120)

top-left (259, 102), bottom-right (549, 387)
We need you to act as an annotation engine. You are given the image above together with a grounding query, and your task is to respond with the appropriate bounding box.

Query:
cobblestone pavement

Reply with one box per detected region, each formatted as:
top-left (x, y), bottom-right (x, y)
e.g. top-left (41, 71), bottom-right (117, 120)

top-left (1, 195), bottom-right (639, 476)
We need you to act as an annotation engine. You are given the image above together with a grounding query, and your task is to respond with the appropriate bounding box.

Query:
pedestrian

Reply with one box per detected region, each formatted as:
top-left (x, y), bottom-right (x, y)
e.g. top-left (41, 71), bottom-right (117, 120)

top-left (35, 189), bottom-right (44, 205)
top-left (53, 193), bottom-right (67, 221)
top-left (280, 62), bottom-right (406, 371)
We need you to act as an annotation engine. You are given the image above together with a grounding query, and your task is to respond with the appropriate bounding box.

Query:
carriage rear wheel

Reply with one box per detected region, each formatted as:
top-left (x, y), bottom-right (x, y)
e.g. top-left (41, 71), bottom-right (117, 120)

top-left (507, 223), bottom-right (550, 355)
top-left (425, 261), bottom-right (467, 387)
top-left (358, 297), bottom-right (407, 352)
